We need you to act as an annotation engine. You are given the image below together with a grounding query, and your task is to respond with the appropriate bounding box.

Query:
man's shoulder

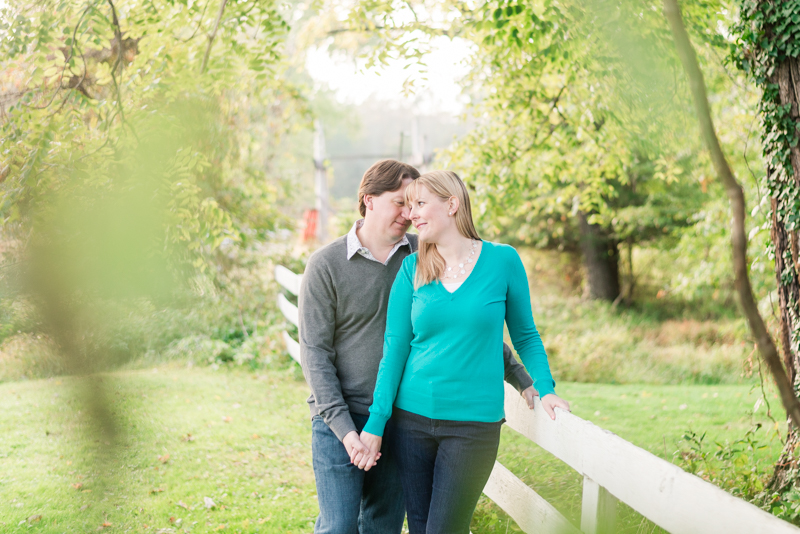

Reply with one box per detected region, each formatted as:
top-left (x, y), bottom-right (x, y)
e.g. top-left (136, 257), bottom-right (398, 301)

top-left (400, 250), bottom-right (418, 270)
top-left (305, 235), bottom-right (348, 276)
top-left (406, 232), bottom-right (419, 251)
top-left (308, 235), bottom-right (348, 264)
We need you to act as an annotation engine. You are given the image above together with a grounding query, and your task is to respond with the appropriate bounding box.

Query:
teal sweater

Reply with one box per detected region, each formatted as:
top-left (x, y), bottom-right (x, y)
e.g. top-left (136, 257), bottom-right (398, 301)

top-left (363, 241), bottom-right (556, 437)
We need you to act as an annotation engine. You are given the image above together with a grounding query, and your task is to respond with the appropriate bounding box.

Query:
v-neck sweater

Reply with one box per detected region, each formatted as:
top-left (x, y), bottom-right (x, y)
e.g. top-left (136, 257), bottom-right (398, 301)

top-left (363, 240), bottom-right (556, 436)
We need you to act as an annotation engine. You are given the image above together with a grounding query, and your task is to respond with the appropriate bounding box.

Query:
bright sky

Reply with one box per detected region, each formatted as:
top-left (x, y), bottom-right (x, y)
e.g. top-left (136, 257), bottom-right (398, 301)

top-left (305, 36), bottom-right (475, 116)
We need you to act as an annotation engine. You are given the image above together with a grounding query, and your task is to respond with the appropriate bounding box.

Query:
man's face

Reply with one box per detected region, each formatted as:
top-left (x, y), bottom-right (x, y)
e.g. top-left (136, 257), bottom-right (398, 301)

top-left (365, 177), bottom-right (414, 240)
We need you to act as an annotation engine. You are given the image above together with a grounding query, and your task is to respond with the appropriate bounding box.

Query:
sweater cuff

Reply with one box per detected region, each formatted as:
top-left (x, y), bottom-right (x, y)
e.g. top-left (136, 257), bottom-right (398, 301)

top-left (362, 414), bottom-right (389, 437)
top-left (535, 379), bottom-right (556, 400)
top-left (508, 368), bottom-right (534, 393)
top-left (327, 412), bottom-right (358, 442)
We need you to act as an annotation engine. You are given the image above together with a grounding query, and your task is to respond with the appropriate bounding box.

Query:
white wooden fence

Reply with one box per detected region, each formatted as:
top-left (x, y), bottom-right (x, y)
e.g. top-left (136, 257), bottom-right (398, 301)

top-left (275, 264), bottom-right (799, 534)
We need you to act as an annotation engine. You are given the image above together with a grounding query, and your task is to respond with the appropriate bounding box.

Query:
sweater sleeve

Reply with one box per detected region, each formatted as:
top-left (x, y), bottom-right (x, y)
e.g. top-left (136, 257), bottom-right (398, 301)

top-left (504, 247), bottom-right (556, 398)
top-left (298, 253), bottom-right (356, 442)
top-left (363, 257), bottom-right (416, 436)
top-left (502, 342), bottom-right (534, 393)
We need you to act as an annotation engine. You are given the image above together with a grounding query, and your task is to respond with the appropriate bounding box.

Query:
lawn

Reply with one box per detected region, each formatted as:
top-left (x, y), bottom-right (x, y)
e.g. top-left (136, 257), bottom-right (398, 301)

top-left (0, 364), bottom-right (786, 533)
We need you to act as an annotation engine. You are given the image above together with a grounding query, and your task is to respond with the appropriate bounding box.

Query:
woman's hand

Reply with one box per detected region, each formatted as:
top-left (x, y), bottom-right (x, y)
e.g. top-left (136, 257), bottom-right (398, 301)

top-left (540, 394), bottom-right (570, 420)
top-left (351, 431), bottom-right (382, 471)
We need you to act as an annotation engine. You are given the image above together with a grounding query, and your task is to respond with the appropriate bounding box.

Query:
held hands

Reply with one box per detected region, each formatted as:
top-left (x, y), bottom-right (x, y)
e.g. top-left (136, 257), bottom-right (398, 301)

top-left (343, 431), bottom-right (381, 466)
top-left (349, 431), bottom-right (382, 471)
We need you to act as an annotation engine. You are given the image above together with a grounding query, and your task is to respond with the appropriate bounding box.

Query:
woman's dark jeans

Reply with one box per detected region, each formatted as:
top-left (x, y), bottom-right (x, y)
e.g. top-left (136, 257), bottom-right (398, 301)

top-left (391, 408), bottom-right (503, 534)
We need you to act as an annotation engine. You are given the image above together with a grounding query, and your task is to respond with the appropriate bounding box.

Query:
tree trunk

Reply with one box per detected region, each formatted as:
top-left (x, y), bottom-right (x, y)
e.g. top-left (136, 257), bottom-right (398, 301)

top-left (578, 211), bottom-right (621, 301)
top-left (767, 56), bottom-right (800, 493)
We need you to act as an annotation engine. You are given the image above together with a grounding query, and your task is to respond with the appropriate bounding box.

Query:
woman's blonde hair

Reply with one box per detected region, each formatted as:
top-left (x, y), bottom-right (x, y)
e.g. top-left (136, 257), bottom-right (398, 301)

top-left (405, 170), bottom-right (481, 288)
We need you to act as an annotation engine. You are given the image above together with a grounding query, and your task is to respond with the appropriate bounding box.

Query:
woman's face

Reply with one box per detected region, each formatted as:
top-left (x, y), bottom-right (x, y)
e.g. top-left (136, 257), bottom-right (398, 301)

top-left (409, 185), bottom-right (453, 243)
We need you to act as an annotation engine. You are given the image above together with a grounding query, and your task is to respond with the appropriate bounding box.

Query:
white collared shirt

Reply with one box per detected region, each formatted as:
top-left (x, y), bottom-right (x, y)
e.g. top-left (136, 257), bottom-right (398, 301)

top-left (346, 219), bottom-right (410, 265)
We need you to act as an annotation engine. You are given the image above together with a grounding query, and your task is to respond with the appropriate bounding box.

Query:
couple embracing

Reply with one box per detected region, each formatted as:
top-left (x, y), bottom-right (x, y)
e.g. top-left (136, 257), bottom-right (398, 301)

top-left (299, 160), bottom-right (570, 534)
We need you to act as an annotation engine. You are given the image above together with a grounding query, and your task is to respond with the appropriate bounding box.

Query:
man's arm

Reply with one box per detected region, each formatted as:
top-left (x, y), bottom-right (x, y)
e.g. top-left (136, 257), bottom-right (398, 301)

top-left (298, 254), bottom-right (357, 442)
top-left (502, 342), bottom-right (534, 393)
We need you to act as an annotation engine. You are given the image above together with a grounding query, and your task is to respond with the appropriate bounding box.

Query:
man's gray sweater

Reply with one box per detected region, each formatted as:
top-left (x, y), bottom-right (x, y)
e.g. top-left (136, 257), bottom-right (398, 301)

top-left (299, 233), bottom-right (533, 441)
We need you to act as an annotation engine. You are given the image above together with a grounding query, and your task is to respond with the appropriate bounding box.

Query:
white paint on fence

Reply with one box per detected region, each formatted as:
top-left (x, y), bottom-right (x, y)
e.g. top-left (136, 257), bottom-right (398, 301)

top-left (275, 265), bottom-right (302, 296)
top-left (278, 293), bottom-right (299, 327)
top-left (580, 476), bottom-right (617, 534)
top-left (282, 330), bottom-right (300, 363)
top-left (483, 461), bottom-right (579, 534)
top-left (502, 382), bottom-right (799, 534)
top-left (275, 266), bottom-right (302, 364)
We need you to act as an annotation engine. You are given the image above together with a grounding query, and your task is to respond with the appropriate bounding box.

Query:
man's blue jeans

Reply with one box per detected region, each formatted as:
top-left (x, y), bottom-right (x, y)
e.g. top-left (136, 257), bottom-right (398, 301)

top-left (311, 413), bottom-right (405, 534)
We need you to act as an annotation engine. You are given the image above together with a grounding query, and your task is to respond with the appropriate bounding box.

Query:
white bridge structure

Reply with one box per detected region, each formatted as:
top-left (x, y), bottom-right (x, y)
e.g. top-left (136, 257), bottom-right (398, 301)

top-left (275, 264), bottom-right (799, 534)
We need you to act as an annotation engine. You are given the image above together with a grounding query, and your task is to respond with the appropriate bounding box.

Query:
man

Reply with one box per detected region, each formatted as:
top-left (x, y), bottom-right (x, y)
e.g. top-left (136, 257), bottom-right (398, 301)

top-left (299, 159), bottom-right (537, 534)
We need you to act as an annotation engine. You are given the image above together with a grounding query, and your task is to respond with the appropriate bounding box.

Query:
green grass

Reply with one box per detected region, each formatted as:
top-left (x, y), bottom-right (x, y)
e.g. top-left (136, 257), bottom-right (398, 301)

top-left (0, 364), bottom-right (316, 534)
top-left (0, 365), bottom-right (786, 533)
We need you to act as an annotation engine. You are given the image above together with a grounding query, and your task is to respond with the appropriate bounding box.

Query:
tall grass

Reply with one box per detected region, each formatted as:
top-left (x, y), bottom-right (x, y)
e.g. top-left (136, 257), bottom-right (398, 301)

top-left (0, 244), bottom-right (758, 385)
top-left (522, 248), bottom-right (756, 385)
top-left (0, 238), bottom-right (305, 383)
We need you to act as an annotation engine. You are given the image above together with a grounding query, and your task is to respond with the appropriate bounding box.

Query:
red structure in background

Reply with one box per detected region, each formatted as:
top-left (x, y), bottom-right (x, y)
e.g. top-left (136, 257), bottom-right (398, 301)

top-left (303, 209), bottom-right (318, 242)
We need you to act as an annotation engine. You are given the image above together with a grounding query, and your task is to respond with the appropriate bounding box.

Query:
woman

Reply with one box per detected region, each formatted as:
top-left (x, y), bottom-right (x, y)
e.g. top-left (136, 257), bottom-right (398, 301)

top-left (353, 170), bottom-right (570, 534)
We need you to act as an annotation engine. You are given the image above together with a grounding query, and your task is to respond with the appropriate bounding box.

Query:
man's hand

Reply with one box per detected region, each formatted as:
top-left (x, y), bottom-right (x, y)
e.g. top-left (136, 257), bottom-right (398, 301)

top-left (351, 431), bottom-right (382, 471)
top-left (521, 386), bottom-right (538, 409)
top-left (541, 393), bottom-right (570, 420)
top-left (343, 431), bottom-right (379, 464)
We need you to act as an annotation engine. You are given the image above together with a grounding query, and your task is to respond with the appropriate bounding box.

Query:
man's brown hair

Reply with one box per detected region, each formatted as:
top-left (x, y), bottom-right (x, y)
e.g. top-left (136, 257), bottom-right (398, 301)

top-left (358, 160), bottom-right (420, 217)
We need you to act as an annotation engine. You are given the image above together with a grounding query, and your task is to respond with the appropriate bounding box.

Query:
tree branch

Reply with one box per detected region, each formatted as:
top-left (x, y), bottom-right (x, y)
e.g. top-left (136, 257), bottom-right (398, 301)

top-left (200, 0), bottom-right (228, 74)
top-left (32, 0), bottom-right (96, 111)
top-left (181, 0), bottom-right (211, 42)
top-left (107, 0), bottom-right (123, 74)
top-left (663, 0), bottom-right (800, 429)
top-left (105, 0), bottom-right (126, 121)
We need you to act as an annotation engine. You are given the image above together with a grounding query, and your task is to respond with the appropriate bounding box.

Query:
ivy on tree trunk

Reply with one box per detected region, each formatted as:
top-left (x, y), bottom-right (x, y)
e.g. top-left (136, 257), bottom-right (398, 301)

top-left (732, 0), bottom-right (800, 497)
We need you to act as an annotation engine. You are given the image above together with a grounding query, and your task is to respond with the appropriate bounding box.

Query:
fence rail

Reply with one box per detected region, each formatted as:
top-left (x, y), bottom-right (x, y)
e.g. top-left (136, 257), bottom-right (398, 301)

top-left (275, 265), bottom-right (301, 363)
top-left (275, 264), bottom-right (799, 534)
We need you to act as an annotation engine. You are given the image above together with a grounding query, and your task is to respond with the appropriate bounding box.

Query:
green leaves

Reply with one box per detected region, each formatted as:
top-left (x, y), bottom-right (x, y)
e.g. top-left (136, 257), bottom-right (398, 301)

top-left (431, 0), bottom-right (712, 250)
top-left (0, 0), bottom-right (296, 281)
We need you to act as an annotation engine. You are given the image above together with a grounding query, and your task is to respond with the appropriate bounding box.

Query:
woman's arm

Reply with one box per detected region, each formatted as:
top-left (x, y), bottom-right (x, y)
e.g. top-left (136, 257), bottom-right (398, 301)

top-left (362, 257), bottom-right (416, 437)
top-left (504, 247), bottom-right (557, 400)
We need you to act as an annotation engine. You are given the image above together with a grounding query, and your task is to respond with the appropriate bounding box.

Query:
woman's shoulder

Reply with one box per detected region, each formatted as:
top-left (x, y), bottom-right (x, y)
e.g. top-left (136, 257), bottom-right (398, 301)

top-left (400, 251), bottom-right (419, 271)
top-left (481, 240), bottom-right (521, 262)
top-left (402, 251), bottom-right (419, 264)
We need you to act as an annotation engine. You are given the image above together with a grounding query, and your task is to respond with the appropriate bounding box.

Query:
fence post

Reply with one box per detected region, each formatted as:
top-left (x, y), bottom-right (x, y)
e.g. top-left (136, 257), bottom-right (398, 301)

top-left (580, 476), bottom-right (617, 534)
top-left (411, 115), bottom-right (427, 173)
top-left (313, 120), bottom-right (329, 243)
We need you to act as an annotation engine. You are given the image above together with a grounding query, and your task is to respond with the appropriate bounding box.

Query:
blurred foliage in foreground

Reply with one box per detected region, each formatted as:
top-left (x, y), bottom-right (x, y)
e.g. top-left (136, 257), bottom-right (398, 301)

top-left (0, 0), bottom-right (311, 381)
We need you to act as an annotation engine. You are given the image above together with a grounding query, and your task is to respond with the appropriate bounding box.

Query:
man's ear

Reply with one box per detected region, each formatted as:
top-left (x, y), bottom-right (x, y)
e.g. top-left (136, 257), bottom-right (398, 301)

top-left (365, 195), bottom-right (373, 210)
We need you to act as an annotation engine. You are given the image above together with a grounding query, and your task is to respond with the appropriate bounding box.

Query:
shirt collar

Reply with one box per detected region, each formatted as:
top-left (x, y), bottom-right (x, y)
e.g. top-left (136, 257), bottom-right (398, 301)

top-left (346, 219), bottom-right (410, 264)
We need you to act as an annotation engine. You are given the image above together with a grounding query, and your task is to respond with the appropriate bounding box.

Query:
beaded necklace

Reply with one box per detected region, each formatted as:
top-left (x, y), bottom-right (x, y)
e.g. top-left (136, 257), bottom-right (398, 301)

top-left (442, 240), bottom-right (479, 281)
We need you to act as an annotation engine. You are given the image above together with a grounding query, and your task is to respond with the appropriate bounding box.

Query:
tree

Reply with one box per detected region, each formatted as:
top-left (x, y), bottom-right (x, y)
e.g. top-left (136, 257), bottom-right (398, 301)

top-left (335, 0), bottom-right (720, 302)
top-left (732, 0), bottom-right (800, 505)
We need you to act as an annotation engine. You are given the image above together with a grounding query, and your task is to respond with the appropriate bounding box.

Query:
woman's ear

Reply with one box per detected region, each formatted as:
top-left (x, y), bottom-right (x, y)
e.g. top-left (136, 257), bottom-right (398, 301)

top-left (449, 196), bottom-right (460, 215)
top-left (365, 195), bottom-right (373, 210)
